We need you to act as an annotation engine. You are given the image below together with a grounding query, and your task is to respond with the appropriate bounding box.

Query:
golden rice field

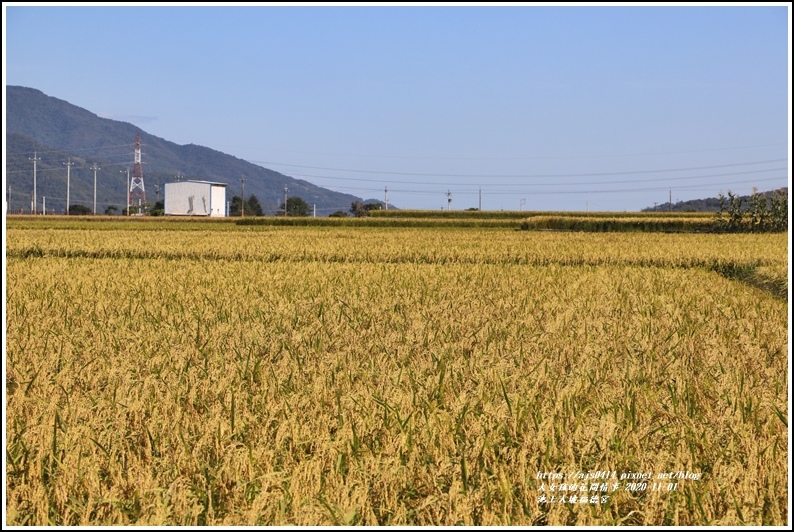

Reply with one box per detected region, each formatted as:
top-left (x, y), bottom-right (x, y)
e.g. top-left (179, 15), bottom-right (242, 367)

top-left (4, 218), bottom-right (789, 526)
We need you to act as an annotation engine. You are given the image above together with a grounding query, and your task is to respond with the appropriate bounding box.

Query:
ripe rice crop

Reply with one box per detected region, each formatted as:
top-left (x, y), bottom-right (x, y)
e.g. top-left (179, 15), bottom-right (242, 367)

top-left (518, 216), bottom-right (716, 233)
top-left (5, 225), bottom-right (787, 271)
top-left (369, 210), bottom-right (715, 219)
top-left (4, 219), bottom-right (789, 525)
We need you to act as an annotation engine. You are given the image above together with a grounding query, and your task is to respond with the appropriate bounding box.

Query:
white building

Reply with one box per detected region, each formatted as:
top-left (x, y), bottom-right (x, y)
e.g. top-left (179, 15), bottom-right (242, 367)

top-left (164, 181), bottom-right (227, 217)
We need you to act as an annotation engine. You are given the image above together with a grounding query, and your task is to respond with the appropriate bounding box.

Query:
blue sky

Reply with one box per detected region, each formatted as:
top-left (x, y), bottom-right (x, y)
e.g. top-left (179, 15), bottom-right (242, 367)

top-left (4, 3), bottom-right (791, 211)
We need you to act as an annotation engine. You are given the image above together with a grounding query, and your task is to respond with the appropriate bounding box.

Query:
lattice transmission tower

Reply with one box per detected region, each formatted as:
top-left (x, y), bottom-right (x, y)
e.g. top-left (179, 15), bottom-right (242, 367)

top-left (129, 134), bottom-right (146, 208)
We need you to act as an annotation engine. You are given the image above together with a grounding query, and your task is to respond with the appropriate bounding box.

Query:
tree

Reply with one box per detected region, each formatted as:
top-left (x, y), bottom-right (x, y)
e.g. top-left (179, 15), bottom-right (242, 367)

top-left (149, 200), bottom-right (164, 217)
top-left (230, 195), bottom-right (264, 216)
top-left (68, 204), bottom-right (91, 215)
top-left (247, 195), bottom-right (264, 216)
top-left (329, 210), bottom-right (349, 218)
top-left (351, 201), bottom-right (384, 216)
top-left (105, 205), bottom-right (119, 215)
top-left (279, 196), bottom-right (310, 216)
top-left (350, 200), bottom-right (368, 217)
top-left (229, 195), bottom-right (244, 216)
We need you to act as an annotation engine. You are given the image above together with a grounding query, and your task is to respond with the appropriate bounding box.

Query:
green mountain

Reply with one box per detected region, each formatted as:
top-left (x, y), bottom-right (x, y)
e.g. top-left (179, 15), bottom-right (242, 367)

top-left (5, 86), bottom-right (371, 215)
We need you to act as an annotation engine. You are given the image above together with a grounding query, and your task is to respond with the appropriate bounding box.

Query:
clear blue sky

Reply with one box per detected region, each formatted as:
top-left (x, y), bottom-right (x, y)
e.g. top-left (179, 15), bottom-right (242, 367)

top-left (4, 3), bottom-right (791, 211)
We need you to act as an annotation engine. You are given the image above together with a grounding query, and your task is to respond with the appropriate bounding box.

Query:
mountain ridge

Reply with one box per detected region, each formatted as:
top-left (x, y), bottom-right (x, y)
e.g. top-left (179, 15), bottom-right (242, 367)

top-left (5, 85), bottom-right (375, 215)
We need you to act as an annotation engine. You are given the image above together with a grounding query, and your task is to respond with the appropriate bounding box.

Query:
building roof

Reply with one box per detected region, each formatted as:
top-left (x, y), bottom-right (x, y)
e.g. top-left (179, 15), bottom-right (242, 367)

top-left (166, 180), bottom-right (228, 187)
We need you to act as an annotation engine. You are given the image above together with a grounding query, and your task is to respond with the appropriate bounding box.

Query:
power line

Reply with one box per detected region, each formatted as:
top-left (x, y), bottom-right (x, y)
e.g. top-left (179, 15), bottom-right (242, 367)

top-left (212, 141), bottom-right (787, 161)
top-left (284, 166), bottom-right (787, 188)
top-left (6, 142), bottom-right (786, 211)
top-left (5, 142), bottom-right (134, 157)
top-left (247, 158), bottom-right (787, 179)
top-left (4, 159), bottom-right (142, 176)
top-left (315, 175), bottom-right (788, 196)
top-left (428, 177), bottom-right (789, 196)
top-left (7, 142), bottom-right (784, 181)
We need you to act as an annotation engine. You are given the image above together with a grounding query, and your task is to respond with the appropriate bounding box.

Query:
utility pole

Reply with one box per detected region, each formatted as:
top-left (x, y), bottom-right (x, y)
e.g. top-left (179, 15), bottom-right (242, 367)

top-left (446, 190), bottom-right (452, 211)
top-left (313, 204), bottom-right (316, 217)
top-left (121, 168), bottom-right (130, 215)
top-left (64, 158), bottom-right (74, 215)
top-left (155, 184), bottom-right (161, 203)
top-left (384, 186), bottom-right (389, 210)
top-left (479, 187), bottom-right (482, 211)
top-left (240, 177), bottom-right (245, 217)
top-left (669, 189), bottom-right (672, 212)
top-left (284, 185), bottom-right (288, 217)
top-left (520, 198), bottom-right (526, 211)
top-left (29, 151), bottom-right (40, 214)
top-left (90, 163), bottom-right (100, 214)
top-left (42, 196), bottom-right (46, 215)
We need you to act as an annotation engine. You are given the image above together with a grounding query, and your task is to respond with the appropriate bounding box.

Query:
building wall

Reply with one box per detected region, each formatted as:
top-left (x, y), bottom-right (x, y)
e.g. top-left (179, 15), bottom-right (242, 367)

top-left (164, 182), bottom-right (212, 216)
top-left (210, 185), bottom-right (226, 217)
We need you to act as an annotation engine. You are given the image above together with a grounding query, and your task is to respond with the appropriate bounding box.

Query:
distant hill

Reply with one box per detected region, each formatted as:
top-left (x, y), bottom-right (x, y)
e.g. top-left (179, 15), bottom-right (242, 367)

top-left (5, 86), bottom-right (373, 215)
top-left (641, 187), bottom-right (788, 213)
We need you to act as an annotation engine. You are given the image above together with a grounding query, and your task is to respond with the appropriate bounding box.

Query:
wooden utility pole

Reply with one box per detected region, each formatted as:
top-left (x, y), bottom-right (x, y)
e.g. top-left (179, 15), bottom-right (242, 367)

top-left (90, 163), bottom-right (101, 214)
top-left (240, 177), bottom-right (245, 217)
top-left (29, 152), bottom-right (40, 214)
top-left (64, 158), bottom-right (74, 214)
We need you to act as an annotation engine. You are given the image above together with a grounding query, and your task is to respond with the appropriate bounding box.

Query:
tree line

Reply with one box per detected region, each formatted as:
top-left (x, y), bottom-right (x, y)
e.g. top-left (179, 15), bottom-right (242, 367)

top-left (230, 196), bottom-right (384, 217)
top-left (53, 196), bottom-right (386, 217)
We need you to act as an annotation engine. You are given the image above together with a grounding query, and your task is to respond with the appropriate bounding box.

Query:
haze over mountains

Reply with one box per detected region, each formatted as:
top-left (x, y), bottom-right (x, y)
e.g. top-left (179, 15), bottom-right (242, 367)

top-left (5, 86), bottom-right (380, 215)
